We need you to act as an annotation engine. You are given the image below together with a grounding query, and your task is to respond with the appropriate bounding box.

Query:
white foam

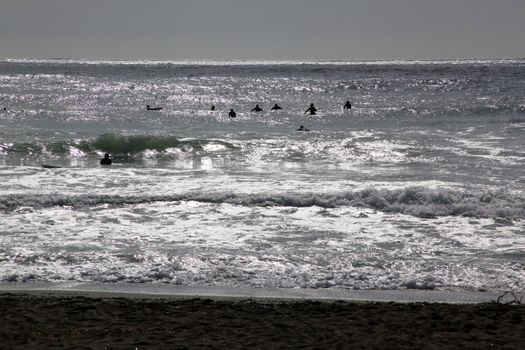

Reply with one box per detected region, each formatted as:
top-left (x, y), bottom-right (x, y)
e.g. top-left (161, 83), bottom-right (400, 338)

top-left (2, 186), bottom-right (523, 220)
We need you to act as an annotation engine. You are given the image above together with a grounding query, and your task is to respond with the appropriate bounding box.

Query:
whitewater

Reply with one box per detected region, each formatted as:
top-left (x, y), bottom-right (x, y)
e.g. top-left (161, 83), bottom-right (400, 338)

top-left (0, 58), bottom-right (524, 293)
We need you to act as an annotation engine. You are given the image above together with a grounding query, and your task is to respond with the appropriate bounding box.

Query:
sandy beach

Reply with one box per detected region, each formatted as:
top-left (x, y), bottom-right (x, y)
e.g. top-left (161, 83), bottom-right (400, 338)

top-left (1, 291), bottom-right (524, 349)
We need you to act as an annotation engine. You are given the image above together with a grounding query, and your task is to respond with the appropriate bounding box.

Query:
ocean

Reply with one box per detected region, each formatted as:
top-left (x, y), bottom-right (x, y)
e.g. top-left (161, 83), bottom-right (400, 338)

top-left (0, 58), bottom-right (524, 293)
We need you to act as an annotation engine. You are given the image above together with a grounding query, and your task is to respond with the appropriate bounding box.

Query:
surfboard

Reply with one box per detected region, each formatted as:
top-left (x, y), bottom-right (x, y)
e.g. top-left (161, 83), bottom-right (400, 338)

top-left (41, 164), bottom-right (62, 169)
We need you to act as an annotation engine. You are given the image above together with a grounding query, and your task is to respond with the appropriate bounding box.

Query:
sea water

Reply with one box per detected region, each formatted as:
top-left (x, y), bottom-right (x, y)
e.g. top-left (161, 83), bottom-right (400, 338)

top-left (0, 58), bottom-right (524, 293)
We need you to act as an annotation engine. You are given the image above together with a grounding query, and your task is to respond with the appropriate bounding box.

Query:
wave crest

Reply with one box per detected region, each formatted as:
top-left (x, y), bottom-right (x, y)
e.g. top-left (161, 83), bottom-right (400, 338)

top-left (1, 187), bottom-right (523, 220)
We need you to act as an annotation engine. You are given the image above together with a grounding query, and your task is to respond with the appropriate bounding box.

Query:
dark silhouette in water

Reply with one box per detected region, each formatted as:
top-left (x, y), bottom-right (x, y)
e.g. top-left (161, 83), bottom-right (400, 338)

top-left (304, 103), bottom-right (317, 115)
top-left (210, 105), bottom-right (216, 111)
top-left (297, 125), bottom-right (310, 132)
top-left (271, 104), bottom-right (283, 110)
top-left (228, 109), bottom-right (237, 118)
top-left (100, 153), bottom-right (112, 165)
top-left (251, 104), bottom-right (263, 112)
top-left (343, 101), bottom-right (352, 109)
top-left (146, 105), bottom-right (163, 111)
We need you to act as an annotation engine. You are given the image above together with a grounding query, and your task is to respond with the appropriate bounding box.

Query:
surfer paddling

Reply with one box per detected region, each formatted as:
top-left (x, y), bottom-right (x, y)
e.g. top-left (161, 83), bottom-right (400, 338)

top-left (296, 125), bottom-right (310, 132)
top-left (146, 105), bottom-right (163, 111)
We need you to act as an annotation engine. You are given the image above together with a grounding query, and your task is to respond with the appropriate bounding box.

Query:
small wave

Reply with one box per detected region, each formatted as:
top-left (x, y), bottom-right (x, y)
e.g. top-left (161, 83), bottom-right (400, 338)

top-left (380, 103), bottom-right (525, 120)
top-left (466, 104), bottom-right (525, 116)
top-left (1, 187), bottom-right (523, 220)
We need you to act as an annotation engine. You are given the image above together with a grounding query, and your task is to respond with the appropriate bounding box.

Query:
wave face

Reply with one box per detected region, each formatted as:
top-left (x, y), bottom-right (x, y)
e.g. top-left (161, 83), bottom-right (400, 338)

top-left (0, 133), bottom-right (235, 158)
top-left (2, 187), bottom-right (524, 220)
top-left (87, 133), bottom-right (235, 154)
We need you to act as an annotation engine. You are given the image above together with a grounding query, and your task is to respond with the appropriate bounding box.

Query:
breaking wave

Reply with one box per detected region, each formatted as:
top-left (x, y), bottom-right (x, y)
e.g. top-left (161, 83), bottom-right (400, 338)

top-left (0, 133), bottom-right (236, 157)
top-left (1, 187), bottom-right (524, 220)
top-left (86, 133), bottom-right (235, 154)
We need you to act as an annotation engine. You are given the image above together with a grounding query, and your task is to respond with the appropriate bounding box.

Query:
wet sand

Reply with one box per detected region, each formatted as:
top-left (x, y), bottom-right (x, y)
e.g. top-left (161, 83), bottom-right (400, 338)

top-left (1, 292), bottom-right (524, 349)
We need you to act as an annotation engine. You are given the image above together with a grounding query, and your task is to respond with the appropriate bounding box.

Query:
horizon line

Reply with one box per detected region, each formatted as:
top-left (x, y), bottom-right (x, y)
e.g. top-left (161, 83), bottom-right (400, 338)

top-left (2, 56), bottom-right (524, 66)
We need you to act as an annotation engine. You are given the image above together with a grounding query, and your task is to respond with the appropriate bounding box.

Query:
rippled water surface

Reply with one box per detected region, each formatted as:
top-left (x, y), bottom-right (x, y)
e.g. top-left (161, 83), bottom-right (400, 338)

top-left (0, 58), bottom-right (524, 292)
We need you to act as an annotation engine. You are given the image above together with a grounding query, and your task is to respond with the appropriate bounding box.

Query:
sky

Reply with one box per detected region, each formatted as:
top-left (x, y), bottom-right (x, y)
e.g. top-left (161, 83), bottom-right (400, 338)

top-left (1, 0), bottom-right (524, 60)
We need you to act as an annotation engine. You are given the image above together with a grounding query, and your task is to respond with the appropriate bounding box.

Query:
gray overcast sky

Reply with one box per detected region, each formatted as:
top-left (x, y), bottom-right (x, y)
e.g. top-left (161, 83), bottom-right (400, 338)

top-left (1, 0), bottom-right (524, 60)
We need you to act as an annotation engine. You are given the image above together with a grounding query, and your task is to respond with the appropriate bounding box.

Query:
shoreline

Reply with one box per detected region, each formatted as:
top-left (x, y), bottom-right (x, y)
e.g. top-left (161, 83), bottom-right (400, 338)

top-left (0, 282), bottom-right (514, 304)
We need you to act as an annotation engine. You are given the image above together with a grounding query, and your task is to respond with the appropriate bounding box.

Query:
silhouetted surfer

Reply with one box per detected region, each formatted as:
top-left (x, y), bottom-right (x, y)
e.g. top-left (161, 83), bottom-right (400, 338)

top-left (251, 104), bottom-right (263, 112)
top-left (100, 153), bottom-right (112, 165)
top-left (228, 109), bottom-right (237, 118)
top-left (304, 103), bottom-right (317, 115)
top-left (146, 105), bottom-right (163, 111)
top-left (296, 125), bottom-right (310, 131)
top-left (343, 101), bottom-right (352, 109)
top-left (210, 105), bottom-right (216, 111)
top-left (271, 104), bottom-right (283, 110)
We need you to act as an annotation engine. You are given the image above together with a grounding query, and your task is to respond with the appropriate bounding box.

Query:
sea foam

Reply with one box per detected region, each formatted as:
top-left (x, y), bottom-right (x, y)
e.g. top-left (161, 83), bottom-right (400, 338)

top-left (1, 187), bottom-right (523, 220)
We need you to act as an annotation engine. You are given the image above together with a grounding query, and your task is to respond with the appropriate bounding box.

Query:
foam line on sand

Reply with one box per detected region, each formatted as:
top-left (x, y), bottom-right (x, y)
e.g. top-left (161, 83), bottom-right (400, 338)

top-left (0, 282), bottom-right (514, 303)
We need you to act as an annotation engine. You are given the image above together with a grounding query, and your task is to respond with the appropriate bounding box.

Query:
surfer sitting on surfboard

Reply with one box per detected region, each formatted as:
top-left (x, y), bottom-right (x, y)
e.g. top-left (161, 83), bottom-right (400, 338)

top-left (100, 153), bottom-right (112, 165)
top-left (304, 103), bottom-right (317, 115)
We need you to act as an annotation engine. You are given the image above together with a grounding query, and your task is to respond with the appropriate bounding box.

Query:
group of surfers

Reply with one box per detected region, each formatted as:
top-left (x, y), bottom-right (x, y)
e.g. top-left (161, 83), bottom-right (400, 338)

top-left (101, 101), bottom-right (352, 165)
top-left (147, 101), bottom-right (353, 117)
top-left (223, 101), bottom-right (352, 124)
